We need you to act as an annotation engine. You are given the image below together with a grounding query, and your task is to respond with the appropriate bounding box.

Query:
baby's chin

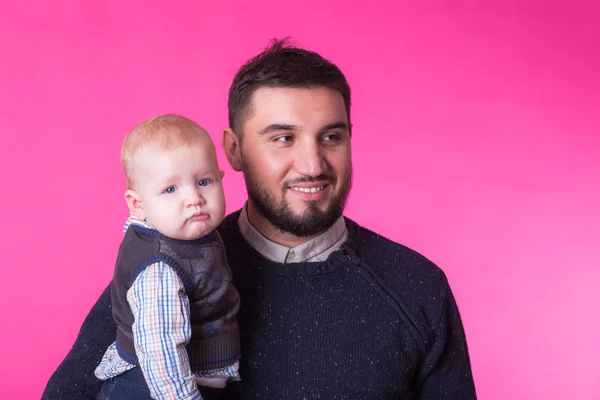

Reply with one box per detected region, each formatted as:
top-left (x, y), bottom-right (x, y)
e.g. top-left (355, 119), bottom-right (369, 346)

top-left (159, 218), bottom-right (220, 240)
top-left (183, 223), bottom-right (219, 240)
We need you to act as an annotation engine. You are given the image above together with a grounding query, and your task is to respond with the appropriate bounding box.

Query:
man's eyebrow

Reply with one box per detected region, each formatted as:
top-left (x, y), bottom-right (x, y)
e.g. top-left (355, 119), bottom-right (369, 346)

top-left (320, 122), bottom-right (349, 133)
top-left (258, 123), bottom-right (299, 135)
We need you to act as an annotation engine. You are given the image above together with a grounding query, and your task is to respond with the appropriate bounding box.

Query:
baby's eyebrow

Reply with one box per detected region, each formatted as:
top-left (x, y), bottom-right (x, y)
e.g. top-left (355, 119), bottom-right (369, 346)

top-left (195, 167), bottom-right (219, 176)
top-left (161, 174), bottom-right (180, 184)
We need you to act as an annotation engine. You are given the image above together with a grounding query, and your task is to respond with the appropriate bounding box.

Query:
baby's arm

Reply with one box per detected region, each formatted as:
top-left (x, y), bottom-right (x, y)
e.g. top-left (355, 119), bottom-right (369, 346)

top-left (128, 262), bottom-right (201, 400)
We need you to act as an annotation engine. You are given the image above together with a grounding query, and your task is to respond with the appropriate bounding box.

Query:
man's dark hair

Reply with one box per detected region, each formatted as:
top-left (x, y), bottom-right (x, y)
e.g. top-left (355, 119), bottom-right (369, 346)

top-left (228, 38), bottom-right (352, 136)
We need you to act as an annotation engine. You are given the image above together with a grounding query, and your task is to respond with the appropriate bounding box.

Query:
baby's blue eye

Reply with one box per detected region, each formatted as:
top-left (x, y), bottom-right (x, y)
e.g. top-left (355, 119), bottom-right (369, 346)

top-left (198, 179), bottom-right (211, 186)
top-left (165, 186), bottom-right (176, 194)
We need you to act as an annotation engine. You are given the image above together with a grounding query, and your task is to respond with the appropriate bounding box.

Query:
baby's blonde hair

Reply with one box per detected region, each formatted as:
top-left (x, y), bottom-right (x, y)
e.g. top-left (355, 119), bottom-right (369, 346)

top-left (121, 114), bottom-right (210, 189)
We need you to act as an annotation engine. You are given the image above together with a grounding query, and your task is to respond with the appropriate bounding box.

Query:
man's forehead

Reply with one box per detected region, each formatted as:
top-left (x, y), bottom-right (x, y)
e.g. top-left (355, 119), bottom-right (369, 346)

top-left (246, 86), bottom-right (347, 128)
top-left (251, 86), bottom-right (344, 104)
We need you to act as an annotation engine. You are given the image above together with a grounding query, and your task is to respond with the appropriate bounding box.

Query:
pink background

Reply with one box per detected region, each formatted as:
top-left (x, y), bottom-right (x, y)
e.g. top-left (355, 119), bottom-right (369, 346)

top-left (1, 1), bottom-right (599, 398)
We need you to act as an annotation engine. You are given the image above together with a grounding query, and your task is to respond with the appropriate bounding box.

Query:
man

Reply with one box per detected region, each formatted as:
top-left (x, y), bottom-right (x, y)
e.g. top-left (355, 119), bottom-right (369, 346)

top-left (43, 39), bottom-right (476, 399)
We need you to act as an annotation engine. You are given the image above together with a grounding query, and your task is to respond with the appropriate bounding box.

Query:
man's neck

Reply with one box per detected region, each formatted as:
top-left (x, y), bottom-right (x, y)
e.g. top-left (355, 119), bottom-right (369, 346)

top-left (246, 201), bottom-right (317, 248)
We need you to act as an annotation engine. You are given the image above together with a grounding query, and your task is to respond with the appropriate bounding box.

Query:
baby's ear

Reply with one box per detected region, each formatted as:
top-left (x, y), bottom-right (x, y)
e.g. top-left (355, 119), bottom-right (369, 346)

top-left (125, 190), bottom-right (145, 220)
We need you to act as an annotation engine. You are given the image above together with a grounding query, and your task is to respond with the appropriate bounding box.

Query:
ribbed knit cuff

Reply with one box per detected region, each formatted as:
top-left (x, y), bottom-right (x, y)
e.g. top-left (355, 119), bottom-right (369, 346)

top-left (187, 333), bottom-right (241, 371)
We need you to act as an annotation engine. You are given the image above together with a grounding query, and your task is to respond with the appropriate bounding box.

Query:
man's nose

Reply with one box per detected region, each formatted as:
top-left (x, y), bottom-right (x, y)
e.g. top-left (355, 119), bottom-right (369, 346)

top-left (294, 140), bottom-right (326, 177)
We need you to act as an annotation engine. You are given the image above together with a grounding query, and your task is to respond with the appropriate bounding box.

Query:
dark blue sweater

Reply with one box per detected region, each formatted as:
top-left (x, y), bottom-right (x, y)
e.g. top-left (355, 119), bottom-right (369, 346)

top-left (43, 211), bottom-right (476, 399)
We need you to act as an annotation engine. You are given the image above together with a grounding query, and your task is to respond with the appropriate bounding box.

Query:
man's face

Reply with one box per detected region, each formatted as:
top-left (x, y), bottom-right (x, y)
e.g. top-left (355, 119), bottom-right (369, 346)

top-left (238, 86), bottom-right (352, 237)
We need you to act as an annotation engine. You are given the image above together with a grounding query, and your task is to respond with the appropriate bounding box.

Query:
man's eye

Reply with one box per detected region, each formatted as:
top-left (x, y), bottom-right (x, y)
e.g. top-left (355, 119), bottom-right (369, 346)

top-left (323, 134), bottom-right (341, 142)
top-left (274, 135), bottom-right (293, 142)
top-left (198, 179), bottom-right (211, 186)
top-left (164, 186), bottom-right (176, 194)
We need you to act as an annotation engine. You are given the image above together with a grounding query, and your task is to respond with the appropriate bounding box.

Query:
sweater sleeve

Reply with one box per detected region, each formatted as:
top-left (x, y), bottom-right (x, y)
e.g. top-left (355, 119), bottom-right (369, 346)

top-left (41, 284), bottom-right (116, 400)
top-left (416, 285), bottom-right (477, 399)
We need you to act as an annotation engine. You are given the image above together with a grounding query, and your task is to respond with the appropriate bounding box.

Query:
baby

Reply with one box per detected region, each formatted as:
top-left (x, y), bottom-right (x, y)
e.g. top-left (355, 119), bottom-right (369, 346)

top-left (95, 114), bottom-right (241, 400)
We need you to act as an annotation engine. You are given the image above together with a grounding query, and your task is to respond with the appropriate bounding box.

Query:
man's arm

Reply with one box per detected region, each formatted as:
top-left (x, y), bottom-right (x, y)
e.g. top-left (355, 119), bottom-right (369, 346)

top-left (416, 285), bottom-right (477, 399)
top-left (42, 285), bottom-right (116, 400)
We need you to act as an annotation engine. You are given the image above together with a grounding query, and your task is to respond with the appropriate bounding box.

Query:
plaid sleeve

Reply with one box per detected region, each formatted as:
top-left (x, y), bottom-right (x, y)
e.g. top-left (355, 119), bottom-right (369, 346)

top-left (127, 262), bottom-right (202, 400)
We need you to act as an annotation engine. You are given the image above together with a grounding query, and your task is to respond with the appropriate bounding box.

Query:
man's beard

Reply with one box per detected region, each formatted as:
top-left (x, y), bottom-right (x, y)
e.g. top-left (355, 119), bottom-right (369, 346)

top-left (242, 163), bottom-right (352, 237)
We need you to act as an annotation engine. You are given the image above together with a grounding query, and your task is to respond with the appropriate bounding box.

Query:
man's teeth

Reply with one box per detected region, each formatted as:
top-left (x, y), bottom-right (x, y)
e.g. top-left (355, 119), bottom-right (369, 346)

top-left (291, 186), bottom-right (325, 193)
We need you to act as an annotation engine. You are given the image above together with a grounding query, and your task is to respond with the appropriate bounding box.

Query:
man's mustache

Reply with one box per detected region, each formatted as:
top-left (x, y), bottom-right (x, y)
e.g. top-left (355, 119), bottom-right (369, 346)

top-left (285, 175), bottom-right (335, 186)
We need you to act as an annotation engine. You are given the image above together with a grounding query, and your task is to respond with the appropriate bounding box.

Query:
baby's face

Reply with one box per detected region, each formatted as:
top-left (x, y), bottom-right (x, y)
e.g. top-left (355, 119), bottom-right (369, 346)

top-left (131, 142), bottom-right (226, 240)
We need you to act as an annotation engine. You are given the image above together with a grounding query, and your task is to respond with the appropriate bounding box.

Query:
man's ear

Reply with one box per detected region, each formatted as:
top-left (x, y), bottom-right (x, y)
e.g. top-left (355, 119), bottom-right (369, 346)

top-left (222, 128), bottom-right (243, 171)
top-left (125, 189), bottom-right (145, 220)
